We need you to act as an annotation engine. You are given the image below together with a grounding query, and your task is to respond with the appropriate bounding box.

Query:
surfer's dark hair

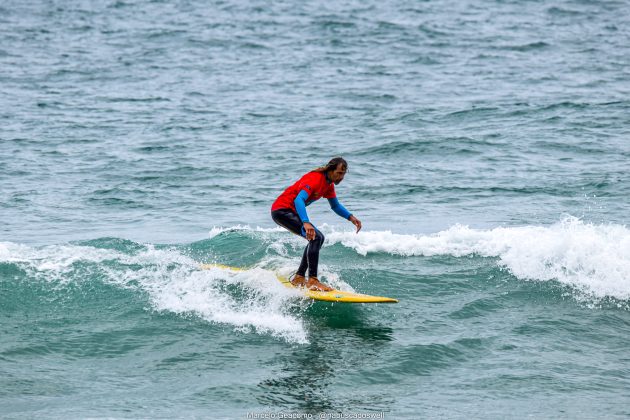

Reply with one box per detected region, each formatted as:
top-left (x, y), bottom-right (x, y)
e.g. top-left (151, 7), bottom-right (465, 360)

top-left (314, 157), bottom-right (348, 173)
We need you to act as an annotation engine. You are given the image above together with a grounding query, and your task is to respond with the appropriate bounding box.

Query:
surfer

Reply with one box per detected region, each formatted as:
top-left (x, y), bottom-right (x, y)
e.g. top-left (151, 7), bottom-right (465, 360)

top-left (271, 157), bottom-right (362, 291)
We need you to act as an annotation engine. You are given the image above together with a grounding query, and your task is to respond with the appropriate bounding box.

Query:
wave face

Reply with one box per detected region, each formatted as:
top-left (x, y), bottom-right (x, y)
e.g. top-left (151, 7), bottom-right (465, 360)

top-left (0, 239), bottom-right (309, 344)
top-left (2, 217), bottom-right (628, 348)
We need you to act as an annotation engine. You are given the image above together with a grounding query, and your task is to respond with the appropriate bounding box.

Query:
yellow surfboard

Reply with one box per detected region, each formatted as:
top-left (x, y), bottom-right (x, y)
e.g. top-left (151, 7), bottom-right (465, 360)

top-left (200, 264), bottom-right (398, 304)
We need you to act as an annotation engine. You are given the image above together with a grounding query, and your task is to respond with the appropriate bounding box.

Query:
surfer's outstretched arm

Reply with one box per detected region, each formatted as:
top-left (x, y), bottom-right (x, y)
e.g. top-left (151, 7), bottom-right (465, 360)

top-left (328, 198), bottom-right (361, 233)
top-left (328, 197), bottom-right (351, 219)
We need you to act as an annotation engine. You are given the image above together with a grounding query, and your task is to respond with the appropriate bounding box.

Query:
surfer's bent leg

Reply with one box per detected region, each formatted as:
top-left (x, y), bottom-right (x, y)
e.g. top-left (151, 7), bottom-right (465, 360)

top-left (271, 209), bottom-right (309, 276)
top-left (271, 209), bottom-right (326, 281)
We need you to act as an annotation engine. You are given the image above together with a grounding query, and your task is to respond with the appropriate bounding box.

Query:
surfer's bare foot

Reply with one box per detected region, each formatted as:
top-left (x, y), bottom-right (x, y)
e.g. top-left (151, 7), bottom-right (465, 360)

top-left (306, 277), bottom-right (334, 292)
top-left (291, 274), bottom-right (307, 287)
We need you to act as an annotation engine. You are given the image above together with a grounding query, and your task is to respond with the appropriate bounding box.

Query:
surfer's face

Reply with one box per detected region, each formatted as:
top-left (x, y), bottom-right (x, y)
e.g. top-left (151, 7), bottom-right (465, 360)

top-left (328, 164), bottom-right (347, 185)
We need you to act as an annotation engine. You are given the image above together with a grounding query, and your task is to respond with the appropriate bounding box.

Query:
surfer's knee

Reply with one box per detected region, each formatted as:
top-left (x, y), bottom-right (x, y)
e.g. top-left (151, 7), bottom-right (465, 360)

top-left (314, 230), bottom-right (325, 246)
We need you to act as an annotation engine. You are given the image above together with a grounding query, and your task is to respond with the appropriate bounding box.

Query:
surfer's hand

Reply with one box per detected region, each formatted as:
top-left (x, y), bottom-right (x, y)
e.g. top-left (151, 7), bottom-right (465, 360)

top-left (303, 222), bottom-right (316, 241)
top-left (349, 215), bottom-right (362, 233)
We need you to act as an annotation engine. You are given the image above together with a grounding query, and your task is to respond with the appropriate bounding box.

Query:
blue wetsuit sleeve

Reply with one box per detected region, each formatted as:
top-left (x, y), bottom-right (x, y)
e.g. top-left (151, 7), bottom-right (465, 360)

top-left (328, 197), bottom-right (352, 220)
top-left (294, 190), bottom-right (310, 223)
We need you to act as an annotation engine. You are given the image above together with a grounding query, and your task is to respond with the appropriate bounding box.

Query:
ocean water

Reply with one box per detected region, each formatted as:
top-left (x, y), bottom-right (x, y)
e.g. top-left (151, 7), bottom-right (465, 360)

top-left (1, 0), bottom-right (630, 418)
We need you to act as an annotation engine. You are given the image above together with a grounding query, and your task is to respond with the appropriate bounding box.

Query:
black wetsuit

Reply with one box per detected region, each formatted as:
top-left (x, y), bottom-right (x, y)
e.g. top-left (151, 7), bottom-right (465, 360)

top-left (271, 209), bottom-right (325, 278)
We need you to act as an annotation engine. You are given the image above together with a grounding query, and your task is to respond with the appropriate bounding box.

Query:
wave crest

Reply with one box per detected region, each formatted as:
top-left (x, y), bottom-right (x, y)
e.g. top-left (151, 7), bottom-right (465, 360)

top-left (324, 217), bottom-right (630, 300)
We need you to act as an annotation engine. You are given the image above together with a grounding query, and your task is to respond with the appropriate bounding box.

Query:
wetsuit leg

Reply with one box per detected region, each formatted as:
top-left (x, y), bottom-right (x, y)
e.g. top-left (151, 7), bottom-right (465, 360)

top-left (298, 246), bottom-right (308, 277)
top-left (271, 209), bottom-right (324, 278)
top-left (306, 229), bottom-right (325, 278)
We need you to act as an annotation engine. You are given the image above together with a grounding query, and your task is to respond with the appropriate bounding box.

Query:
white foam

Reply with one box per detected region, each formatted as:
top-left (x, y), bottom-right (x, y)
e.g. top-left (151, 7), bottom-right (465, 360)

top-left (323, 217), bottom-right (630, 301)
top-left (139, 264), bottom-right (308, 343)
top-left (0, 241), bottom-right (122, 283)
top-left (0, 242), bottom-right (309, 343)
top-left (119, 250), bottom-right (311, 344)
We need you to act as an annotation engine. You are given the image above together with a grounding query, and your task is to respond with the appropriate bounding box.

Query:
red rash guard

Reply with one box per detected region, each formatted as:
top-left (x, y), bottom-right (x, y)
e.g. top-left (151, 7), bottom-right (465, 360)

top-left (271, 171), bottom-right (336, 213)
